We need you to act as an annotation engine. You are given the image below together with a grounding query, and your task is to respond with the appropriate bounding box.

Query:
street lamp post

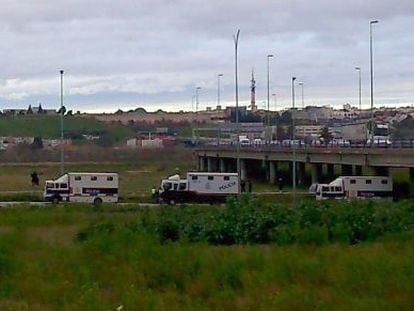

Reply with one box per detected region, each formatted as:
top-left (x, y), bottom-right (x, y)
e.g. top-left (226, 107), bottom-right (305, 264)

top-left (191, 95), bottom-right (195, 112)
top-left (291, 77), bottom-right (297, 207)
top-left (370, 20), bottom-right (379, 141)
top-left (59, 70), bottom-right (64, 175)
top-left (217, 74), bottom-right (223, 107)
top-left (266, 54), bottom-right (274, 131)
top-left (355, 67), bottom-right (362, 111)
top-left (233, 29), bottom-right (241, 192)
top-left (272, 93), bottom-right (277, 141)
top-left (298, 82), bottom-right (305, 140)
top-left (195, 87), bottom-right (201, 112)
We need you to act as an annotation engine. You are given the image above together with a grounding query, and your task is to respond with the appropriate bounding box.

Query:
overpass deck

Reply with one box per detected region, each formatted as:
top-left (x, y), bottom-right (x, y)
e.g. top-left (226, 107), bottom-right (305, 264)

top-left (195, 146), bottom-right (414, 168)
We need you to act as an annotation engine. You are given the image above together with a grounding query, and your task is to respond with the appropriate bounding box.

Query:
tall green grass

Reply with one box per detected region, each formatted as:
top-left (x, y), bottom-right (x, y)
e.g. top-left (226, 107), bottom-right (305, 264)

top-left (0, 202), bottom-right (412, 309)
top-left (0, 224), bottom-right (413, 309)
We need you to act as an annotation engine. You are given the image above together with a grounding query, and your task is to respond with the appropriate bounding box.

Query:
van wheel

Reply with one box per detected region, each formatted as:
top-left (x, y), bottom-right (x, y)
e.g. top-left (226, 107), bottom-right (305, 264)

top-left (52, 196), bottom-right (60, 204)
top-left (94, 198), bottom-right (103, 206)
top-left (169, 199), bottom-right (175, 205)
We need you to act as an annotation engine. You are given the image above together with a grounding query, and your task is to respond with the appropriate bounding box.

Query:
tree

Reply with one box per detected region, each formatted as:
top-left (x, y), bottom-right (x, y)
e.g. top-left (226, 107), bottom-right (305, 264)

top-left (57, 106), bottom-right (66, 115)
top-left (38, 104), bottom-right (44, 114)
top-left (320, 126), bottom-right (333, 144)
top-left (66, 110), bottom-right (73, 116)
top-left (27, 105), bottom-right (33, 114)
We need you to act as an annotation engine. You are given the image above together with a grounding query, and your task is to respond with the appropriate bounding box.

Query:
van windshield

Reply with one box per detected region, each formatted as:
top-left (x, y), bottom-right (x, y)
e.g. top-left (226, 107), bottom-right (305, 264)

top-left (162, 182), bottom-right (172, 191)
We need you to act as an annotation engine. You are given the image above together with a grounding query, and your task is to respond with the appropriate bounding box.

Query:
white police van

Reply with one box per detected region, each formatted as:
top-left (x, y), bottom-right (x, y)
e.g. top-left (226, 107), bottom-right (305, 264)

top-left (157, 172), bottom-right (239, 204)
top-left (44, 172), bottom-right (119, 204)
top-left (315, 176), bottom-right (392, 200)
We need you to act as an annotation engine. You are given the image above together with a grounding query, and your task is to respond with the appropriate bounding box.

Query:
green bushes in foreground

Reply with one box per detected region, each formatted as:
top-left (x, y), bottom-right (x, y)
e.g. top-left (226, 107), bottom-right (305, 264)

top-left (0, 203), bottom-right (412, 309)
top-left (93, 196), bottom-right (414, 246)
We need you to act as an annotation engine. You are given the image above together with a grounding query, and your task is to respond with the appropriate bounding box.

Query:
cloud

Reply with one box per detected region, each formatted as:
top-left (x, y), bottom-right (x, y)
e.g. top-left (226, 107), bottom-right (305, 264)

top-left (0, 0), bottom-right (413, 112)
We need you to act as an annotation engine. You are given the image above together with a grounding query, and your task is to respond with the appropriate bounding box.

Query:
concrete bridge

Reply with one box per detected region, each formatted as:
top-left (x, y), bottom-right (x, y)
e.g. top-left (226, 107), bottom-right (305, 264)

top-left (194, 147), bottom-right (414, 191)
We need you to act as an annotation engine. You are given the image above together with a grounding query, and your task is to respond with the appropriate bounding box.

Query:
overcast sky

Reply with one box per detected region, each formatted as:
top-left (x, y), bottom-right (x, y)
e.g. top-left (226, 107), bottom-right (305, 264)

top-left (0, 0), bottom-right (413, 113)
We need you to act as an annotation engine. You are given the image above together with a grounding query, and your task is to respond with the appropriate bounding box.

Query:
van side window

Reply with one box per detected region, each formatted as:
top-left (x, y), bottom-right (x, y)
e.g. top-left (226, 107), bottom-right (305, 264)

top-left (74, 176), bottom-right (81, 181)
top-left (381, 179), bottom-right (388, 184)
top-left (366, 179), bottom-right (372, 184)
top-left (224, 176), bottom-right (230, 181)
top-left (179, 183), bottom-right (186, 191)
top-left (107, 176), bottom-right (114, 181)
top-left (350, 179), bottom-right (356, 184)
top-left (330, 187), bottom-right (335, 192)
top-left (335, 186), bottom-right (342, 192)
top-left (322, 186), bottom-right (329, 192)
top-left (208, 176), bottom-right (214, 180)
top-left (60, 183), bottom-right (68, 188)
top-left (191, 176), bottom-right (198, 180)
top-left (91, 176), bottom-right (97, 181)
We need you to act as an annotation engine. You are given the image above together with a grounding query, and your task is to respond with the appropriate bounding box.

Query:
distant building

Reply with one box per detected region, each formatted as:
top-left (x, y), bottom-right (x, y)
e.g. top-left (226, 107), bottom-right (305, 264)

top-left (141, 138), bottom-right (163, 149)
top-left (295, 106), bottom-right (333, 122)
top-left (332, 122), bottom-right (368, 142)
top-left (295, 125), bottom-right (324, 138)
top-left (3, 104), bottom-right (57, 116)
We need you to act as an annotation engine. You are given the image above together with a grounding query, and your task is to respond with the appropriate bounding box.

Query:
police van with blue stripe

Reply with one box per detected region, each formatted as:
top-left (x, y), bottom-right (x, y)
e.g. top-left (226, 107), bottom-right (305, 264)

top-left (157, 172), bottom-right (239, 204)
top-left (315, 176), bottom-right (392, 200)
top-left (44, 172), bottom-right (119, 204)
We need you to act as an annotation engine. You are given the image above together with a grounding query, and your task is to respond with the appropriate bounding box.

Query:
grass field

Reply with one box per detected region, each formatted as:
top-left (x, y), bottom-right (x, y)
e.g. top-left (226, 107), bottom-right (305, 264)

top-left (0, 156), bottom-right (194, 201)
top-left (0, 115), bottom-right (134, 140)
top-left (0, 203), bottom-right (412, 310)
top-left (0, 146), bottom-right (283, 202)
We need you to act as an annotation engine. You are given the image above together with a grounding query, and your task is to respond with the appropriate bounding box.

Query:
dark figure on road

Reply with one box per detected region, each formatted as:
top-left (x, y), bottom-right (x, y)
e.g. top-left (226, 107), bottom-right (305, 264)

top-left (277, 177), bottom-right (283, 192)
top-left (31, 171), bottom-right (39, 186)
top-left (240, 180), bottom-right (246, 193)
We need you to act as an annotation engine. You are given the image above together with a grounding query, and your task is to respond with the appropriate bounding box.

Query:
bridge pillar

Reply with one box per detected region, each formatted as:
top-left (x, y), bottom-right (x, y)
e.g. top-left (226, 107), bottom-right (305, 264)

top-left (410, 168), bottom-right (414, 199)
top-left (219, 158), bottom-right (226, 173)
top-left (298, 162), bottom-right (306, 185)
top-left (327, 164), bottom-right (335, 179)
top-left (199, 157), bottom-right (206, 171)
top-left (207, 157), bottom-right (213, 172)
top-left (373, 166), bottom-right (389, 176)
top-left (355, 165), bottom-right (363, 176)
top-left (269, 161), bottom-right (277, 184)
top-left (240, 159), bottom-right (247, 181)
top-left (341, 164), bottom-right (353, 176)
top-left (311, 163), bottom-right (322, 184)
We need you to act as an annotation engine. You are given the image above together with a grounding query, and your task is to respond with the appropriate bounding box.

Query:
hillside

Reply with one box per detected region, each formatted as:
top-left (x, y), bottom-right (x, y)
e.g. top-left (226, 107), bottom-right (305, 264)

top-left (0, 115), bottom-right (135, 140)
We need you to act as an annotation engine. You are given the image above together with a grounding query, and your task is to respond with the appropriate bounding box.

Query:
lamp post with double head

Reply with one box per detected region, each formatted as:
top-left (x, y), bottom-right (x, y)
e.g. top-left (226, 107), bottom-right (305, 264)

top-left (266, 54), bottom-right (274, 129)
top-left (217, 74), bottom-right (223, 108)
top-left (355, 67), bottom-right (362, 111)
top-left (233, 29), bottom-right (241, 192)
top-left (291, 77), bottom-right (297, 207)
top-left (370, 20), bottom-right (379, 141)
top-left (195, 87), bottom-right (201, 112)
top-left (59, 70), bottom-right (64, 175)
top-left (298, 82), bottom-right (305, 140)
